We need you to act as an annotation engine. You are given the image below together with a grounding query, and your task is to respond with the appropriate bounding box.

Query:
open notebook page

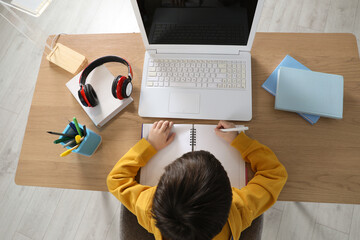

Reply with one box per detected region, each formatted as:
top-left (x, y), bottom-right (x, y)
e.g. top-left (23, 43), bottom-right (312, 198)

top-left (140, 124), bottom-right (192, 186)
top-left (194, 124), bottom-right (246, 189)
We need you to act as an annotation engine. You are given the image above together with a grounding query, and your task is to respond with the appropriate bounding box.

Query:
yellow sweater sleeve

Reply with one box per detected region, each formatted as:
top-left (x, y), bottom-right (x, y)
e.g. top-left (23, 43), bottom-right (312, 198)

top-left (230, 132), bottom-right (288, 231)
top-left (107, 138), bottom-right (158, 233)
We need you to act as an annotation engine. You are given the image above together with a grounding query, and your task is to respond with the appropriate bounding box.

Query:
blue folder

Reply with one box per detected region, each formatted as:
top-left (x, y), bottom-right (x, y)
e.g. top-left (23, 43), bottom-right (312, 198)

top-left (262, 55), bottom-right (320, 124)
top-left (275, 67), bottom-right (344, 119)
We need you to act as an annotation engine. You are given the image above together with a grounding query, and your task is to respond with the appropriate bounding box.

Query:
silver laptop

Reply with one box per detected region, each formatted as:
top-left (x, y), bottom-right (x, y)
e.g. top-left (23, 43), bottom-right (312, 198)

top-left (130, 0), bottom-right (264, 121)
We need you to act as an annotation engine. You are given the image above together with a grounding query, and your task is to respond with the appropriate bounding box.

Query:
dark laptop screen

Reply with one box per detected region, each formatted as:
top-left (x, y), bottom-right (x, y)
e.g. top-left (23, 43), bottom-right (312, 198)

top-left (136, 0), bottom-right (258, 45)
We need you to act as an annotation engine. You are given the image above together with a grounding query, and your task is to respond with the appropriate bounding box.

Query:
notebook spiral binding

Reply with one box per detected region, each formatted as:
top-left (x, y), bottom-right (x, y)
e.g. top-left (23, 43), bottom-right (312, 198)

top-left (190, 128), bottom-right (197, 148)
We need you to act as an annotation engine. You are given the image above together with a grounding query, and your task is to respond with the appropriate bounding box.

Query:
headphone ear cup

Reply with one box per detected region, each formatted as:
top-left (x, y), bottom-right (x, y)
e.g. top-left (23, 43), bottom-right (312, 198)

top-left (84, 84), bottom-right (99, 107)
top-left (78, 86), bottom-right (89, 107)
top-left (116, 76), bottom-right (127, 100)
top-left (121, 78), bottom-right (132, 98)
top-left (112, 75), bottom-right (122, 99)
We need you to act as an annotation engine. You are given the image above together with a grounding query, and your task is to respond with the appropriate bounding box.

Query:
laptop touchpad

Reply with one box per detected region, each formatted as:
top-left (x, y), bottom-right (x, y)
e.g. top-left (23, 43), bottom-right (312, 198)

top-left (169, 92), bottom-right (200, 114)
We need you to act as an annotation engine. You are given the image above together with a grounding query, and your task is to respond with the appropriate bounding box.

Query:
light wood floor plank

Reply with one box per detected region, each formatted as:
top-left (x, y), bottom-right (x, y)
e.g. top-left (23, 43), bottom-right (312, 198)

top-left (105, 205), bottom-right (121, 240)
top-left (298, 0), bottom-right (331, 32)
top-left (311, 224), bottom-right (349, 240)
top-left (0, 108), bottom-right (18, 155)
top-left (0, 35), bottom-right (39, 115)
top-left (272, 200), bottom-right (287, 211)
top-left (261, 206), bottom-right (283, 240)
top-left (16, 187), bottom-right (63, 240)
top-left (0, 181), bottom-right (34, 240)
top-left (315, 203), bottom-right (354, 234)
top-left (354, 1), bottom-right (360, 41)
top-left (74, 192), bottom-right (120, 240)
top-left (0, 172), bottom-right (13, 203)
top-left (296, 26), bottom-right (323, 33)
top-left (42, 189), bottom-right (93, 240)
top-left (268, 0), bottom-right (305, 32)
top-left (257, 0), bottom-right (277, 32)
top-left (349, 205), bottom-right (360, 240)
top-left (12, 232), bottom-right (32, 240)
top-left (0, 98), bottom-right (34, 174)
top-left (325, 0), bottom-right (359, 33)
top-left (277, 202), bottom-right (318, 240)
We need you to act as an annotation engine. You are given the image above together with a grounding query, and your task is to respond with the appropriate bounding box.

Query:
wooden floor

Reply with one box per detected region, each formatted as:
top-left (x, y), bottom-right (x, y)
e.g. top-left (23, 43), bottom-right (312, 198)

top-left (0, 0), bottom-right (359, 239)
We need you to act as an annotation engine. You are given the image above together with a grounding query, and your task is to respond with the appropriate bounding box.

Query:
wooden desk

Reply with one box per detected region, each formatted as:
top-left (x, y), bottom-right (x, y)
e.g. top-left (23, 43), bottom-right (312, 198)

top-left (16, 33), bottom-right (360, 204)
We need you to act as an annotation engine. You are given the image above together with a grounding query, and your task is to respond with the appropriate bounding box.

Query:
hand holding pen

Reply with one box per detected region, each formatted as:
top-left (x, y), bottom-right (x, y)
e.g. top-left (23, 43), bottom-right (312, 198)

top-left (214, 120), bottom-right (248, 144)
top-left (219, 126), bottom-right (248, 132)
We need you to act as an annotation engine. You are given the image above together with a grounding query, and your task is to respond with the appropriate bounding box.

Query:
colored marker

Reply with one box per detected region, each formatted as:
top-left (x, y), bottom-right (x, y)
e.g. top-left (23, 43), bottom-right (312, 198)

top-left (54, 137), bottom-right (73, 144)
top-left (60, 145), bottom-right (79, 157)
top-left (72, 117), bottom-right (83, 137)
top-left (83, 125), bottom-right (87, 137)
top-left (68, 120), bottom-right (78, 133)
top-left (47, 131), bottom-right (76, 138)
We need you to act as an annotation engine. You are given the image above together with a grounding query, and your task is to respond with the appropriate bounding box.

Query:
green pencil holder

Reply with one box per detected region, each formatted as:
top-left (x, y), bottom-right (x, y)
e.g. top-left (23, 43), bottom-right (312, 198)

top-left (59, 123), bottom-right (102, 156)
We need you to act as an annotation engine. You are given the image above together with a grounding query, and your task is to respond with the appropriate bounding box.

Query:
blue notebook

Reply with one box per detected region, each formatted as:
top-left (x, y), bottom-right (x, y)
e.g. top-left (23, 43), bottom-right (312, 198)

top-left (262, 55), bottom-right (320, 124)
top-left (275, 67), bottom-right (344, 119)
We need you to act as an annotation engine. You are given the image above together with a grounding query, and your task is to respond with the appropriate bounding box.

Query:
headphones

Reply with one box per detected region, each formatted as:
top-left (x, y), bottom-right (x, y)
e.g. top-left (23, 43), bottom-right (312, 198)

top-left (78, 56), bottom-right (133, 107)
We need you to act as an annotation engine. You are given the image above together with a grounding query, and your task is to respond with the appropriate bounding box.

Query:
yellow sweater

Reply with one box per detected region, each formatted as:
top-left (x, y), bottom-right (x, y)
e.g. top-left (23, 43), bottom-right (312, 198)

top-left (107, 132), bottom-right (288, 240)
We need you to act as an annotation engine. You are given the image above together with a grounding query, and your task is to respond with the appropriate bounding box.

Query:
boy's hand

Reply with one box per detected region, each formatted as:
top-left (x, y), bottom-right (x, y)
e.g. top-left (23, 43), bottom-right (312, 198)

top-left (214, 120), bottom-right (238, 144)
top-left (148, 120), bottom-right (176, 151)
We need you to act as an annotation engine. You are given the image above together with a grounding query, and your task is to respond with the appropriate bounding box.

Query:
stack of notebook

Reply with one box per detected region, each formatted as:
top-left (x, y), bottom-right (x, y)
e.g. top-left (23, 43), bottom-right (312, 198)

top-left (262, 55), bottom-right (344, 123)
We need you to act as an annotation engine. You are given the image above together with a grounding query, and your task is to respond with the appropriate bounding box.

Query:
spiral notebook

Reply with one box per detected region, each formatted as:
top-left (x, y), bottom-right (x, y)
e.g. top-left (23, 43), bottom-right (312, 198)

top-left (140, 124), bottom-right (246, 188)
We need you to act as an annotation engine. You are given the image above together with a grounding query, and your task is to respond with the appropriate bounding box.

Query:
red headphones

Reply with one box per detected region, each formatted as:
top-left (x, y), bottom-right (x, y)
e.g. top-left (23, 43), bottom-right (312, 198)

top-left (78, 56), bottom-right (133, 107)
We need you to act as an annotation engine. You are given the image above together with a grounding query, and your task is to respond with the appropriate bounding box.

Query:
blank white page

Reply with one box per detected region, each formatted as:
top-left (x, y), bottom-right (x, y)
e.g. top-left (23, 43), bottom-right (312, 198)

top-left (140, 124), bottom-right (192, 186)
top-left (194, 125), bottom-right (246, 189)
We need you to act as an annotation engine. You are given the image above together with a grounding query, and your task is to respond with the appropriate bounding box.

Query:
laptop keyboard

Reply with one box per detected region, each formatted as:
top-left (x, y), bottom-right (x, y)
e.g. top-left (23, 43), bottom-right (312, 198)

top-left (146, 58), bottom-right (246, 89)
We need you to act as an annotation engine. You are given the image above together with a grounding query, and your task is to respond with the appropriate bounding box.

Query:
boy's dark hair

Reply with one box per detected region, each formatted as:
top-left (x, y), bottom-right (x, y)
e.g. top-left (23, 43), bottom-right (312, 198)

top-left (152, 150), bottom-right (233, 240)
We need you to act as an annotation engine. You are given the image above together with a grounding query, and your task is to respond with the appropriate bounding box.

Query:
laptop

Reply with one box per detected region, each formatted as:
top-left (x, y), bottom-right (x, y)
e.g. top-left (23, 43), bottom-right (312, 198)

top-left (130, 0), bottom-right (264, 121)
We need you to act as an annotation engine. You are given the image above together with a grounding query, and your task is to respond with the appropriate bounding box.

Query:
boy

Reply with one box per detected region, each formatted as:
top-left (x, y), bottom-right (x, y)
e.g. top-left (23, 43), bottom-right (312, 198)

top-left (107, 120), bottom-right (288, 240)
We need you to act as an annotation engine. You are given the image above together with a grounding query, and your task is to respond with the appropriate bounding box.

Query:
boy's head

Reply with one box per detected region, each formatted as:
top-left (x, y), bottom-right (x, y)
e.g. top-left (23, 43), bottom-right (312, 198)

top-left (152, 150), bottom-right (233, 240)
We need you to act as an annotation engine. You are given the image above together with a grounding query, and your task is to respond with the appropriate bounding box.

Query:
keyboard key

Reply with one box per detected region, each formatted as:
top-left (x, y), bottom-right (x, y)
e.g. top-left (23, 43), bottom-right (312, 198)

top-left (170, 82), bottom-right (196, 88)
top-left (147, 77), bottom-right (158, 81)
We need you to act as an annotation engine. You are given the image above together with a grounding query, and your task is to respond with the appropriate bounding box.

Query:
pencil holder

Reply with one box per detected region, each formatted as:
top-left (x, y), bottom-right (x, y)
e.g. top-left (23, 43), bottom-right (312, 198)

top-left (59, 123), bottom-right (102, 156)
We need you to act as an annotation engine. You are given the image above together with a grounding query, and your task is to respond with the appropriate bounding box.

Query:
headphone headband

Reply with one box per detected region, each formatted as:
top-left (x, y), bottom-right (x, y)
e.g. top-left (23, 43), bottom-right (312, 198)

top-left (79, 56), bottom-right (133, 85)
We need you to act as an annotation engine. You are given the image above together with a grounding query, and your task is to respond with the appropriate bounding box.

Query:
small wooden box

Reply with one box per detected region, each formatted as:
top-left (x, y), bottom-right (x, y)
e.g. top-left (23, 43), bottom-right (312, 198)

top-left (47, 43), bottom-right (87, 75)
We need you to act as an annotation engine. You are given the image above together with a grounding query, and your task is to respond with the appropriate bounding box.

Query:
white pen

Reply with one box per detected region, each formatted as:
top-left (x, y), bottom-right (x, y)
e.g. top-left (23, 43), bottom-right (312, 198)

top-left (220, 126), bottom-right (249, 132)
